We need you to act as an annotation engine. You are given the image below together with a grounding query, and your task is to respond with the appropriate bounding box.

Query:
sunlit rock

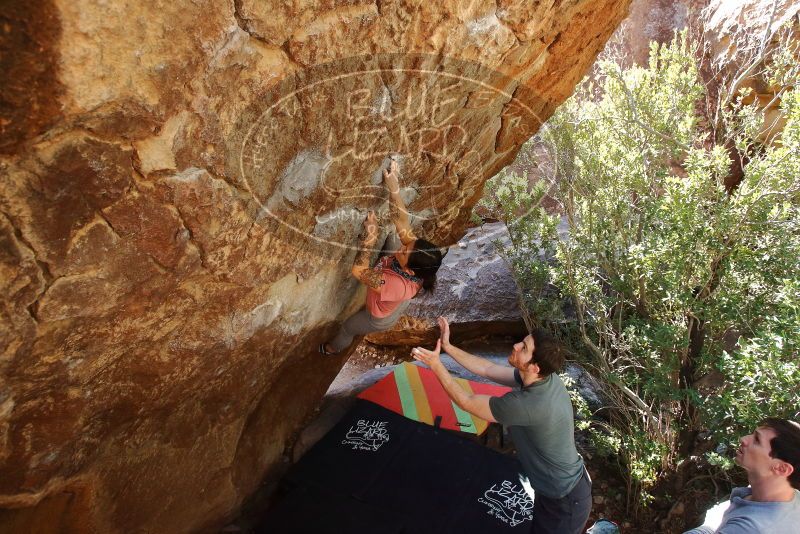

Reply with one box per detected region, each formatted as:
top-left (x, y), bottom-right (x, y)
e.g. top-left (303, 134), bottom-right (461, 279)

top-left (0, 0), bottom-right (633, 531)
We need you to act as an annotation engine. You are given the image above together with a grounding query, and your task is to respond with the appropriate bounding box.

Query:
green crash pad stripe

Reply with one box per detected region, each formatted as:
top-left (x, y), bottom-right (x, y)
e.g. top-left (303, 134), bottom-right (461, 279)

top-left (393, 363), bottom-right (419, 421)
top-left (450, 399), bottom-right (477, 434)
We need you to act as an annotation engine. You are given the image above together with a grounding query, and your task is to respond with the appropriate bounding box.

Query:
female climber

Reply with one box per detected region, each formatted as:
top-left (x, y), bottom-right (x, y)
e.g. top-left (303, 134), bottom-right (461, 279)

top-left (319, 159), bottom-right (443, 355)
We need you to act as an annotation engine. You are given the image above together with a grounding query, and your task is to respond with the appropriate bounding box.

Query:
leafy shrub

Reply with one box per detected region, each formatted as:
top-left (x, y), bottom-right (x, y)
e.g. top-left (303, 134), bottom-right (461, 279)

top-left (485, 32), bottom-right (800, 509)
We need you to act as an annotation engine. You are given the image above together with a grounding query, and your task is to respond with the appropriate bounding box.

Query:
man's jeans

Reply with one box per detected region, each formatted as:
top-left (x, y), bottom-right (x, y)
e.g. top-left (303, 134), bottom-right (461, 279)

top-left (531, 468), bottom-right (592, 534)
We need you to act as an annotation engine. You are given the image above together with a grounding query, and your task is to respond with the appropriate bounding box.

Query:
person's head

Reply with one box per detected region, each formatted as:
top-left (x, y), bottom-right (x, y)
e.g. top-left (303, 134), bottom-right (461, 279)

top-left (400, 238), bottom-right (443, 292)
top-left (508, 329), bottom-right (565, 377)
top-left (737, 418), bottom-right (800, 489)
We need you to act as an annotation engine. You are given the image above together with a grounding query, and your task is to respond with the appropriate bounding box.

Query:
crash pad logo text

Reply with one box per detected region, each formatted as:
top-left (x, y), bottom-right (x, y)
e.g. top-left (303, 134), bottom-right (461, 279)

top-left (342, 419), bottom-right (389, 451)
top-left (478, 480), bottom-right (534, 527)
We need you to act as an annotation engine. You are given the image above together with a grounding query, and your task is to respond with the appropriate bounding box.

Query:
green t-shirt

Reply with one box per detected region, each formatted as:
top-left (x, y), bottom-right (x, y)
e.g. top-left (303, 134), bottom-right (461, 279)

top-left (489, 371), bottom-right (584, 499)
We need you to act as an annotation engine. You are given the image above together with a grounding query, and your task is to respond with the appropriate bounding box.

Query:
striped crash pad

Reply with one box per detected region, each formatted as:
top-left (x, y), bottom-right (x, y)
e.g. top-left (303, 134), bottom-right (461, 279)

top-left (357, 362), bottom-right (511, 435)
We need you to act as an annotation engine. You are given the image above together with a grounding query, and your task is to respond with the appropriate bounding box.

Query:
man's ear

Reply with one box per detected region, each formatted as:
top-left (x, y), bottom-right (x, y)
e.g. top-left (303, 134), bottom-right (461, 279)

top-left (773, 460), bottom-right (794, 479)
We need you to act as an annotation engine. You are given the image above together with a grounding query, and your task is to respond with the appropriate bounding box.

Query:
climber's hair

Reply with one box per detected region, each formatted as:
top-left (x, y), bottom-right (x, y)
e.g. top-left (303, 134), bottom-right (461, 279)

top-left (408, 239), bottom-right (443, 293)
top-left (759, 418), bottom-right (800, 489)
top-left (526, 329), bottom-right (565, 377)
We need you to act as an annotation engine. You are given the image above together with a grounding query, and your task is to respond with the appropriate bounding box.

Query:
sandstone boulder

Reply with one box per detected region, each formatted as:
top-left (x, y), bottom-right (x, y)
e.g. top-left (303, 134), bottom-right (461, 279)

top-left (703, 0), bottom-right (800, 67)
top-left (0, 1), bottom-right (633, 532)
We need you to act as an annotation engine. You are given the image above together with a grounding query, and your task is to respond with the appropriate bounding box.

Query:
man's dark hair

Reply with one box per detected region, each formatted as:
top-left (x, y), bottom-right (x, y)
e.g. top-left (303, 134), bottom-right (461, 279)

top-left (408, 239), bottom-right (443, 293)
top-left (760, 417), bottom-right (800, 489)
top-left (528, 328), bottom-right (565, 376)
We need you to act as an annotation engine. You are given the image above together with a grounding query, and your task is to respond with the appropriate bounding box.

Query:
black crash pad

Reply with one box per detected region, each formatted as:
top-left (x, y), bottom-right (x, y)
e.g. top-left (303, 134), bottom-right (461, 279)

top-left (256, 485), bottom-right (406, 534)
top-left (258, 400), bottom-right (535, 534)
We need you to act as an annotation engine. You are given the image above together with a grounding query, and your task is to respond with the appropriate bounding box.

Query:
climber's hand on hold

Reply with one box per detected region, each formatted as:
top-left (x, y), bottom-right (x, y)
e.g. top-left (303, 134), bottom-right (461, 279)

top-left (383, 159), bottom-right (401, 195)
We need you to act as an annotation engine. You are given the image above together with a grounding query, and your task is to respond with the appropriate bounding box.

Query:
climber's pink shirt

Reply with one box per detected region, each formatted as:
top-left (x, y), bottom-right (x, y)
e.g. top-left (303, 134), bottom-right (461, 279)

top-left (365, 256), bottom-right (421, 318)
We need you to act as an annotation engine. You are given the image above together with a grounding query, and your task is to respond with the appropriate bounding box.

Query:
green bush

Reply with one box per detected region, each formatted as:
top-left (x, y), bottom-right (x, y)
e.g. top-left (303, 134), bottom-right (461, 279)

top-left (485, 32), bottom-right (800, 508)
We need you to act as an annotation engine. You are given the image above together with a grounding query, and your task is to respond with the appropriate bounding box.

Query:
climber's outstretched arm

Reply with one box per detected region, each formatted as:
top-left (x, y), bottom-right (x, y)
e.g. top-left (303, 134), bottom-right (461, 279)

top-left (383, 159), bottom-right (417, 246)
top-left (350, 211), bottom-right (383, 291)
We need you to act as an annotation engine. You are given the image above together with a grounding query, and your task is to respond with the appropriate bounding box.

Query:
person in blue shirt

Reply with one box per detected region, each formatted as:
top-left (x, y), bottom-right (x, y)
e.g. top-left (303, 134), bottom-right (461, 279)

top-left (684, 418), bottom-right (800, 534)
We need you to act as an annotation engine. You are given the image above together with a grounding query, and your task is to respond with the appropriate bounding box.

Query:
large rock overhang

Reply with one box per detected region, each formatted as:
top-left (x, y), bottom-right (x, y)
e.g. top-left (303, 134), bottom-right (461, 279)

top-left (0, 0), bottom-right (632, 532)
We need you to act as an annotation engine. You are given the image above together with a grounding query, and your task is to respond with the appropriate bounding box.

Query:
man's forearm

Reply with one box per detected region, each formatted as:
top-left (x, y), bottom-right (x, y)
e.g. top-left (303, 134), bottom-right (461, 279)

top-left (429, 361), bottom-right (496, 421)
top-left (442, 342), bottom-right (492, 377)
top-left (431, 361), bottom-right (470, 409)
top-left (443, 341), bottom-right (517, 387)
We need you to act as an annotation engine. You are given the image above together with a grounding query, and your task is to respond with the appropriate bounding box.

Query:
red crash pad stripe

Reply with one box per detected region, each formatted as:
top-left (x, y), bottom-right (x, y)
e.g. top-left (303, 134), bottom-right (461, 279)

top-left (358, 370), bottom-right (403, 415)
top-left (417, 363), bottom-right (464, 432)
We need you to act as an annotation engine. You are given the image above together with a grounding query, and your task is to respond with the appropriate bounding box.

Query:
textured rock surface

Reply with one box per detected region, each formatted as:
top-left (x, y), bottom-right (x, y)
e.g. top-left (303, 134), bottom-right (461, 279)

top-left (366, 222), bottom-right (526, 346)
top-left (0, 1), bottom-right (632, 532)
top-left (603, 0), bottom-right (691, 67)
top-left (702, 0), bottom-right (800, 66)
top-left (701, 0), bottom-right (800, 144)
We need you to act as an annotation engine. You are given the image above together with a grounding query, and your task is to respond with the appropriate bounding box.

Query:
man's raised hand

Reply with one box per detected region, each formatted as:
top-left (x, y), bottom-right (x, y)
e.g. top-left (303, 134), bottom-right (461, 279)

top-left (437, 316), bottom-right (451, 350)
top-left (411, 339), bottom-right (441, 368)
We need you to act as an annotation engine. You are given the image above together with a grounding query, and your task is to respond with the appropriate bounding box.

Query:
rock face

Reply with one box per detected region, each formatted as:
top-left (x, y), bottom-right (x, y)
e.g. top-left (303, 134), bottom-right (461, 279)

top-left (366, 223), bottom-right (526, 346)
top-left (702, 0), bottom-right (800, 66)
top-left (701, 0), bottom-right (800, 144)
top-left (0, 1), bottom-right (633, 532)
top-left (603, 0), bottom-right (691, 67)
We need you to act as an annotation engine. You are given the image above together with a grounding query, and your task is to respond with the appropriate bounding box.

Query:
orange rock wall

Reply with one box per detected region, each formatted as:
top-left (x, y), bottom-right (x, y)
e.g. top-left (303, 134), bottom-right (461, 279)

top-left (0, 1), bottom-right (632, 532)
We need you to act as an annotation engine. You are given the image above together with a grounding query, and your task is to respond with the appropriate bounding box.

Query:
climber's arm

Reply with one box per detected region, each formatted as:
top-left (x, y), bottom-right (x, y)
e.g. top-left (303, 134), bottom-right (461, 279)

top-left (384, 159), bottom-right (417, 245)
top-left (351, 211), bottom-right (383, 291)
